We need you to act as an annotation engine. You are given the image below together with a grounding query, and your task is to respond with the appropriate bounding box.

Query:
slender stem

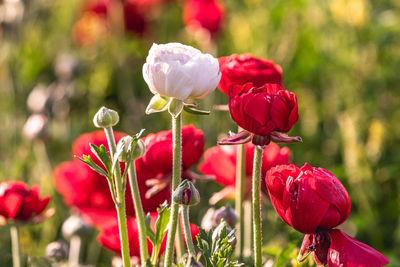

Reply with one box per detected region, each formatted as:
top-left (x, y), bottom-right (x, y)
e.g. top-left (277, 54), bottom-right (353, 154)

top-left (10, 225), bottom-right (21, 267)
top-left (104, 126), bottom-right (131, 267)
top-left (163, 113), bottom-right (182, 267)
top-left (181, 206), bottom-right (196, 256)
top-left (252, 146), bottom-right (263, 267)
top-left (235, 142), bottom-right (245, 260)
top-left (68, 235), bottom-right (81, 266)
top-left (128, 163), bottom-right (149, 265)
top-left (175, 219), bottom-right (185, 261)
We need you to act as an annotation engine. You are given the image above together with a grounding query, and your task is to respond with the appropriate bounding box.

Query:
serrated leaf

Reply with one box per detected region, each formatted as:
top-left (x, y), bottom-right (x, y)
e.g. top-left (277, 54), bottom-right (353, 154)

top-left (75, 155), bottom-right (109, 178)
top-left (183, 105), bottom-right (211, 115)
top-left (145, 214), bottom-right (156, 244)
top-left (89, 144), bottom-right (112, 174)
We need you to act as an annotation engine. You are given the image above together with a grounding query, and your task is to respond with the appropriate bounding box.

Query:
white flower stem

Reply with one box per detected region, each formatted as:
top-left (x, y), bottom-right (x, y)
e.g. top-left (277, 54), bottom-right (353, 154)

top-left (68, 235), bottom-right (81, 266)
top-left (163, 113), bottom-right (182, 267)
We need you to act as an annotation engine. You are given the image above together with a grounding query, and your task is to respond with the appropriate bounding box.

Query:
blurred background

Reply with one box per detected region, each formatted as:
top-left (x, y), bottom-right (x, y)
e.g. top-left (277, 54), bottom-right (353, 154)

top-left (0, 0), bottom-right (399, 265)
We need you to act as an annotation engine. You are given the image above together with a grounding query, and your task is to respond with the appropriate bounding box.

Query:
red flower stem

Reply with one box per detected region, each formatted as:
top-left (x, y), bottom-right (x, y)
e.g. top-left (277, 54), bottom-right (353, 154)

top-left (252, 146), bottom-right (263, 267)
top-left (127, 163), bottom-right (149, 265)
top-left (235, 139), bottom-right (245, 260)
top-left (10, 225), bottom-right (21, 267)
top-left (104, 126), bottom-right (131, 267)
top-left (181, 206), bottom-right (196, 256)
top-left (164, 113), bottom-right (182, 267)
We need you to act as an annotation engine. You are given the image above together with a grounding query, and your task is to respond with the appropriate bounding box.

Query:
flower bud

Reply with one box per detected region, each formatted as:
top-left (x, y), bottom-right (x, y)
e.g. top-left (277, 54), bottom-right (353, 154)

top-left (213, 206), bottom-right (238, 228)
top-left (93, 106), bottom-right (119, 128)
top-left (173, 180), bottom-right (200, 206)
top-left (62, 215), bottom-right (91, 240)
top-left (117, 136), bottom-right (146, 162)
top-left (45, 241), bottom-right (69, 262)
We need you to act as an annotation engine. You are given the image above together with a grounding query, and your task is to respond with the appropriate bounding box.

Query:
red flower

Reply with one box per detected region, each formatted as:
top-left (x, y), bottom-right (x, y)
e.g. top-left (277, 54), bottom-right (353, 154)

top-left (218, 53), bottom-right (282, 95)
top-left (198, 142), bottom-right (290, 202)
top-left (265, 163), bottom-right (351, 234)
top-left (54, 127), bottom-right (203, 228)
top-left (228, 83), bottom-right (298, 138)
top-left (0, 181), bottom-right (50, 223)
top-left (183, 0), bottom-right (224, 35)
top-left (98, 213), bottom-right (199, 257)
top-left (299, 230), bottom-right (389, 267)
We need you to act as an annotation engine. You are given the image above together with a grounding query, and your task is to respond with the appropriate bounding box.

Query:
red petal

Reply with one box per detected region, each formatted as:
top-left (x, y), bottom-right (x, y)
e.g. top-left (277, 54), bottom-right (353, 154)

top-left (3, 193), bottom-right (23, 219)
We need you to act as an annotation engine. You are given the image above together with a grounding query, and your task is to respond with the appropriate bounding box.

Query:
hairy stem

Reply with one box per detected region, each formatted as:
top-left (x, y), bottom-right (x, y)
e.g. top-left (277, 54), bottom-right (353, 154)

top-left (252, 146), bottom-right (263, 267)
top-left (181, 206), bottom-right (196, 256)
top-left (235, 142), bottom-right (245, 259)
top-left (163, 113), bottom-right (182, 267)
top-left (128, 163), bottom-right (149, 265)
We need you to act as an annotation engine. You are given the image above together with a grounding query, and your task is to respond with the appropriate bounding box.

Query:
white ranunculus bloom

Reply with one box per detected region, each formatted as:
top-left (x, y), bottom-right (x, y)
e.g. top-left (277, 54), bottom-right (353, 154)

top-left (143, 42), bottom-right (221, 101)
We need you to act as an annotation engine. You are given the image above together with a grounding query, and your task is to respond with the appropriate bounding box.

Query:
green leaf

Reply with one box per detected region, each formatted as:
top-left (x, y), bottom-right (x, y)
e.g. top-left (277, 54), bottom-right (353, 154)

top-left (154, 202), bottom-right (170, 244)
top-left (145, 94), bottom-right (171, 114)
top-left (75, 155), bottom-right (109, 178)
top-left (183, 105), bottom-right (211, 115)
top-left (89, 144), bottom-right (112, 174)
top-left (144, 214), bottom-right (156, 245)
top-left (168, 98), bottom-right (184, 118)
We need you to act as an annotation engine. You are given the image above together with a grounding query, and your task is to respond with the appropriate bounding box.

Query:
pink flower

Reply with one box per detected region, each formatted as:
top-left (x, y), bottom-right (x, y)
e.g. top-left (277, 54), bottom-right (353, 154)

top-left (0, 181), bottom-right (50, 223)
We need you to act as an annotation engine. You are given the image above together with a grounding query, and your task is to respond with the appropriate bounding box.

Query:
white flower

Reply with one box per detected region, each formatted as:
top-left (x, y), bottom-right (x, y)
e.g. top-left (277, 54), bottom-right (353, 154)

top-left (143, 42), bottom-right (221, 101)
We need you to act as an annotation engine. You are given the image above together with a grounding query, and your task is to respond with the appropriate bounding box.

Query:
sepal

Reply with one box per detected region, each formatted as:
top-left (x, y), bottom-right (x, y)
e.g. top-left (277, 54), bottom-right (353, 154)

top-left (217, 130), bottom-right (252, 145)
top-left (145, 94), bottom-right (171, 114)
top-left (270, 131), bottom-right (302, 144)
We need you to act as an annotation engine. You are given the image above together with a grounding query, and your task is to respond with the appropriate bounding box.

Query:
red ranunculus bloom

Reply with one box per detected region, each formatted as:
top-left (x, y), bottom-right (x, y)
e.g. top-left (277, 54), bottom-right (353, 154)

top-left (229, 83), bottom-right (298, 137)
top-left (265, 163), bottom-right (351, 234)
top-left (0, 181), bottom-right (50, 223)
top-left (98, 213), bottom-right (199, 257)
top-left (183, 0), bottom-right (224, 35)
top-left (54, 126), bottom-right (204, 228)
top-left (299, 230), bottom-right (389, 267)
top-left (218, 53), bottom-right (282, 95)
top-left (198, 142), bottom-right (290, 202)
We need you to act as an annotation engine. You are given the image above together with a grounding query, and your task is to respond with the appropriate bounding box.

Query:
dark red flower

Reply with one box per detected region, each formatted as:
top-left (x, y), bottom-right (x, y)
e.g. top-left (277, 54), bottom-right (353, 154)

top-left (98, 213), bottom-right (199, 257)
top-left (299, 230), bottom-right (389, 267)
top-left (183, 0), bottom-right (224, 35)
top-left (198, 142), bottom-right (290, 202)
top-left (54, 127), bottom-right (204, 228)
top-left (0, 181), bottom-right (50, 223)
top-left (228, 83), bottom-right (298, 138)
top-left (218, 53), bottom-right (282, 95)
top-left (265, 163), bottom-right (351, 234)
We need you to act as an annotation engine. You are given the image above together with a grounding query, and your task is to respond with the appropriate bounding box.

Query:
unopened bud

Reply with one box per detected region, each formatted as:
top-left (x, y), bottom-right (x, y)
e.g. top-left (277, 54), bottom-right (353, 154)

top-left (62, 215), bottom-right (91, 240)
top-left (213, 206), bottom-right (238, 228)
top-left (173, 180), bottom-right (200, 206)
top-left (117, 136), bottom-right (146, 162)
top-left (93, 106), bottom-right (119, 128)
top-left (45, 241), bottom-right (69, 262)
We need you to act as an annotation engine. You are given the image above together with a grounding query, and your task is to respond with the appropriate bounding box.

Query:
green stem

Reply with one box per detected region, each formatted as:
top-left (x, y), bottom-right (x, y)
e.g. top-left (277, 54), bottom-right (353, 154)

top-left (181, 206), bottom-right (196, 256)
top-left (128, 163), bottom-right (149, 265)
top-left (163, 113), bottom-right (182, 267)
top-left (252, 146), bottom-right (263, 267)
top-left (10, 225), bottom-right (21, 267)
top-left (104, 127), bottom-right (131, 267)
top-left (175, 219), bottom-right (185, 261)
top-left (235, 142), bottom-right (245, 260)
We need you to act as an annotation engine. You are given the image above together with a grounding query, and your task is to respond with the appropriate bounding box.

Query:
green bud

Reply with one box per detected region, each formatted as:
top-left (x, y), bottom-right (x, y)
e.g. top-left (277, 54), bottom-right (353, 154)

top-left (93, 106), bottom-right (119, 128)
top-left (117, 136), bottom-right (146, 162)
top-left (173, 180), bottom-right (200, 206)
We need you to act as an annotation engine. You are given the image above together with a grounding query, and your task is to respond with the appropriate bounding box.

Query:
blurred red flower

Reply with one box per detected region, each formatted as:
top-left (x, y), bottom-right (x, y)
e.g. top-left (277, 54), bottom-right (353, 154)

top-left (0, 181), bottom-right (50, 223)
top-left (183, 0), bottom-right (224, 35)
top-left (198, 142), bottom-right (290, 202)
top-left (265, 163), bottom-right (351, 234)
top-left (218, 53), bottom-right (282, 95)
top-left (73, 0), bottom-right (148, 46)
top-left (299, 230), bottom-right (389, 267)
top-left (228, 83), bottom-right (298, 139)
top-left (98, 212), bottom-right (199, 257)
top-left (54, 126), bottom-right (203, 228)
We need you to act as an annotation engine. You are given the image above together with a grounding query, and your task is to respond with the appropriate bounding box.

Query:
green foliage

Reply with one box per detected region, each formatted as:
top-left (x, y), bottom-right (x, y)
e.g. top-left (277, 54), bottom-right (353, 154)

top-left (196, 226), bottom-right (242, 267)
